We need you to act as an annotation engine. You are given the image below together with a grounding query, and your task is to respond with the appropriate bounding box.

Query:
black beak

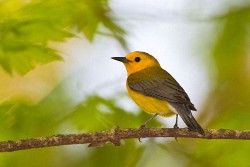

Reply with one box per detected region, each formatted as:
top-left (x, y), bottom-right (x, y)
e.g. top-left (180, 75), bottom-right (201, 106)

top-left (111, 57), bottom-right (130, 63)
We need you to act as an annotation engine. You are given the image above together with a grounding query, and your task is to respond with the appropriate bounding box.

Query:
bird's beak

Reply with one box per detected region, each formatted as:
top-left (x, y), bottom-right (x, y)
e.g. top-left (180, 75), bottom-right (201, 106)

top-left (111, 57), bottom-right (130, 63)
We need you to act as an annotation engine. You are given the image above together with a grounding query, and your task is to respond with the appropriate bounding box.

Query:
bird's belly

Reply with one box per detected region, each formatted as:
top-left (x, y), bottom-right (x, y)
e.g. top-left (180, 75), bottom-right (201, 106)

top-left (127, 85), bottom-right (175, 117)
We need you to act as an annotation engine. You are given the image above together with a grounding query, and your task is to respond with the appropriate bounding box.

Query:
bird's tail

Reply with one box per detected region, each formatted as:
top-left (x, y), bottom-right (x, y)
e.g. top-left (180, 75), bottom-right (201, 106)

top-left (170, 103), bottom-right (205, 135)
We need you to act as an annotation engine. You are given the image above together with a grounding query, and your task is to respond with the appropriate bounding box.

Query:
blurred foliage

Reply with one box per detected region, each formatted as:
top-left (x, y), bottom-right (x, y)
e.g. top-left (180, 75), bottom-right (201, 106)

top-left (66, 95), bottom-right (161, 131)
top-left (0, 77), bottom-right (160, 167)
top-left (184, 5), bottom-right (250, 167)
top-left (0, 0), bottom-right (125, 75)
top-left (0, 1), bottom-right (250, 167)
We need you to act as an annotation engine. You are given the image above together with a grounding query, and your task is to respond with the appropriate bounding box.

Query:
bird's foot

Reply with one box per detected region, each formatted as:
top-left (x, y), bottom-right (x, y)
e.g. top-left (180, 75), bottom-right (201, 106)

top-left (139, 124), bottom-right (146, 129)
top-left (173, 123), bottom-right (179, 141)
top-left (138, 124), bottom-right (148, 142)
top-left (173, 114), bottom-right (179, 141)
top-left (173, 123), bottom-right (179, 130)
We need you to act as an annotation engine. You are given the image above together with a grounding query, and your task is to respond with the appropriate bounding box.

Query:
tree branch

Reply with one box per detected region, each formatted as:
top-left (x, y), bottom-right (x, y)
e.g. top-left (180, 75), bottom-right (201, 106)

top-left (0, 128), bottom-right (249, 152)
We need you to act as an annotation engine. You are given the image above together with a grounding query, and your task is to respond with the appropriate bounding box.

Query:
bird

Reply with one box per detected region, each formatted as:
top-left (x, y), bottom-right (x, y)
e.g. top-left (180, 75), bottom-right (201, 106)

top-left (112, 51), bottom-right (204, 134)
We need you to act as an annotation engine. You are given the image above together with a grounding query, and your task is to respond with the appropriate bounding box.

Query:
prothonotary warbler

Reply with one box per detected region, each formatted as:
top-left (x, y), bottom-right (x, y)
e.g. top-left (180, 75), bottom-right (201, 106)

top-left (112, 51), bottom-right (204, 134)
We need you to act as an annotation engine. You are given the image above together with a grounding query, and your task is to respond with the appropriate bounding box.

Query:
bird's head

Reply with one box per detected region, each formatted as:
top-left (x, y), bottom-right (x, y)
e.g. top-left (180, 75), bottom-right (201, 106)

top-left (112, 51), bottom-right (160, 75)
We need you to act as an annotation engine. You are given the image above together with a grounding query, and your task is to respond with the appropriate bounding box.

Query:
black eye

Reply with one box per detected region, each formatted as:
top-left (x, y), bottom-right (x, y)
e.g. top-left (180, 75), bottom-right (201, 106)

top-left (135, 57), bottom-right (141, 62)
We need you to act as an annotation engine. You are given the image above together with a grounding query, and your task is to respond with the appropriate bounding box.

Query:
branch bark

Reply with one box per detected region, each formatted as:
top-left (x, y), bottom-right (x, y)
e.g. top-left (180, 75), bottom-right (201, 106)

top-left (0, 128), bottom-right (249, 152)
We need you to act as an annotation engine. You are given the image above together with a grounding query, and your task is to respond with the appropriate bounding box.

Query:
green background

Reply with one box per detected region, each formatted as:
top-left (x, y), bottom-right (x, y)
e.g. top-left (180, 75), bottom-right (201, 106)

top-left (0, 0), bottom-right (250, 166)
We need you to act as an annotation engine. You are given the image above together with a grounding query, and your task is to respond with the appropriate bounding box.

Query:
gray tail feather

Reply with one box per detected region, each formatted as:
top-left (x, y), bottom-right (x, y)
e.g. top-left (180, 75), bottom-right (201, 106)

top-left (170, 103), bottom-right (205, 135)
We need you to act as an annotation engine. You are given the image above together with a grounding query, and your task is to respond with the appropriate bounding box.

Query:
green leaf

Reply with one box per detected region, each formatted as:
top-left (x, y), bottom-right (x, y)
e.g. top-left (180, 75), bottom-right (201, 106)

top-left (0, 42), bottom-right (62, 75)
top-left (65, 95), bottom-right (161, 132)
top-left (0, 0), bottom-right (126, 75)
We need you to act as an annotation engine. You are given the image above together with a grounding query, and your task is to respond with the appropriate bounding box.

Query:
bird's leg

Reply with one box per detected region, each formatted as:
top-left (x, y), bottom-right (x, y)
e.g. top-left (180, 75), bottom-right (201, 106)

top-left (173, 114), bottom-right (179, 129)
top-left (140, 113), bottom-right (158, 129)
top-left (173, 114), bottom-right (179, 141)
top-left (138, 113), bottom-right (158, 142)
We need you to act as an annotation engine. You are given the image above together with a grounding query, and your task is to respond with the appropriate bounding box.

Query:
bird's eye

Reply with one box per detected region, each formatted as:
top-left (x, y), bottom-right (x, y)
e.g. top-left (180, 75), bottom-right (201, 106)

top-left (135, 57), bottom-right (141, 62)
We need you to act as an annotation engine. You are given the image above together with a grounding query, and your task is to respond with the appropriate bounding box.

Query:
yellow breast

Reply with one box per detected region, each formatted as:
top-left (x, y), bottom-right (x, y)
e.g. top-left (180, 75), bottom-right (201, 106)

top-left (126, 82), bottom-right (175, 117)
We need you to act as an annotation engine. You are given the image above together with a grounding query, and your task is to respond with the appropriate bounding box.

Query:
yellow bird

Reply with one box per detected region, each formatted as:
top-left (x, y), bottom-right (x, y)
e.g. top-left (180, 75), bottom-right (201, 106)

top-left (112, 51), bottom-right (204, 134)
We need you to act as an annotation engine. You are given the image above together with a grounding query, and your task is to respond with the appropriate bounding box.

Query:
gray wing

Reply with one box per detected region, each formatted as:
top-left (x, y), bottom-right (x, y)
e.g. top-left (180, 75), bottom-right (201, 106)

top-left (128, 77), bottom-right (196, 110)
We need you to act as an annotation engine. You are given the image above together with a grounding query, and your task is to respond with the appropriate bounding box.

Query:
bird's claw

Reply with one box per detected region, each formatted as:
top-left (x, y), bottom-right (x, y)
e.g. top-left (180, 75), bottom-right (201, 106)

top-left (140, 124), bottom-right (146, 129)
top-left (173, 124), bottom-right (179, 141)
top-left (173, 124), bottom-right (179, 130)
top-left (138, 124), bottom-right (147, 142)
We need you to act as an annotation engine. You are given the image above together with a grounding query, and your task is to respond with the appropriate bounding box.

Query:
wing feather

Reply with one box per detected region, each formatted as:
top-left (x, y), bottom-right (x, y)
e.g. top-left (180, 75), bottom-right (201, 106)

top-left (127, 68), bottom-right (196, 110)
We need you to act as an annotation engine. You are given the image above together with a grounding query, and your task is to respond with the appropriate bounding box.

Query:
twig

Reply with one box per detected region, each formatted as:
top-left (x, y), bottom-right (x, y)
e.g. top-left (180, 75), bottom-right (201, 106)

top-left (0, 127), bottom-right (249, 152)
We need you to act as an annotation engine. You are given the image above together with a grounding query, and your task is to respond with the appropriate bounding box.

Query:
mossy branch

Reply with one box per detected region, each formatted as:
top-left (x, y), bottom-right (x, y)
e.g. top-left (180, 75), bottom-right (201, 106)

top-left (0, 128), bottom-right (249, 152)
